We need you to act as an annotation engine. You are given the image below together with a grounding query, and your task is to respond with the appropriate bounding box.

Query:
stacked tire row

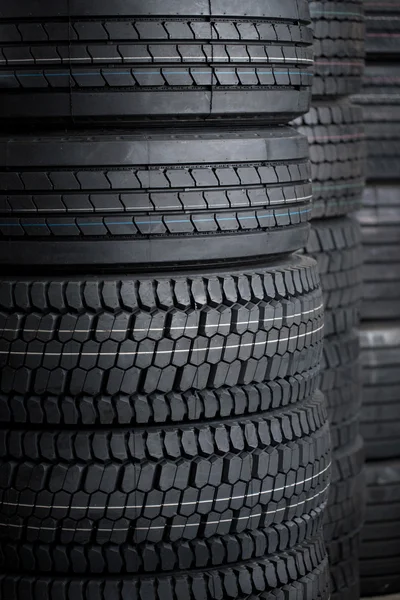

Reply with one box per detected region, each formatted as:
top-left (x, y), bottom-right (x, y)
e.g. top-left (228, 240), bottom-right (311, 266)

top-left (0, 3), bottom-right (333, 600)
top-left (354, 1), bottom-right (400, 596)
top-left (295, 2), bottom-right (366, 599)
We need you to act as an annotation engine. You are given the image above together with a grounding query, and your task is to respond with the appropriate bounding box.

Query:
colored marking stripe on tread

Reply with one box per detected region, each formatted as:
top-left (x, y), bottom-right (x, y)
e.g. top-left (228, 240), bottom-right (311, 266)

top-left (0, 208), bottom-right (312, 228)
top-left (0, 69), bottom-right (313, 79)
top-left (0, 303), bottom-right (324, 335)
top-left (0, 461), bottom-right (331, 511)
top-left (0, 194), bottom-right (314, 213)
top-left (315, 60), bottom-right (364, 66)
top-left (0, 483), bottom-right (330, 532)
top-left (0, 57), bottom-right (314, 64)
top-left (312, 181), bottom-right (364, 191)
top-left (311, 10), bottom-right (363, 17)
top-left (0, 323), bottom-right (324, 357)
top-left (310, 133), bottom-right (365, 142)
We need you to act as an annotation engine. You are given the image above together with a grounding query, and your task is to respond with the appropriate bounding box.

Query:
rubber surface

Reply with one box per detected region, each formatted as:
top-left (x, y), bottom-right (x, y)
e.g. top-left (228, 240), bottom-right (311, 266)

top-left (294, 101), bottom-right (365, 218)
top-left (0, 536), bottom-right (331, 600)
top-left (0, 368), bottom-right (321, 427)
top-left (324, 436), bottom-right (365, 545)
top-left (329, 532), bottom-right (360, 600)
top-left (358, 186), bottom-right (400, 320)
top-left (0, 394), bottom-right (331, 574)
top-left (365, 0), bottom-right (400, 57)
top-left (0, 0), bottom-right (313, 125)
top-left (0, 254), bottom-right (324, 397)
top-left (305, 217), bottom-right (362, 337)
top-left (354, 64), bottom-right (400, 181)
top-left (310, 1), bottom-right (365, 97)
top-left (0, 127), bottom-right (312, 267)
top-left (329, 531), bottom-right (361, 600)
top-left (360, 459), bottom-right (400, 596)
top-left (326, 438), bottom-right (365, 600)
top-left (319, 331), bottom-right (361, 452)
top-left (360, 323), bottom-right (400, 460)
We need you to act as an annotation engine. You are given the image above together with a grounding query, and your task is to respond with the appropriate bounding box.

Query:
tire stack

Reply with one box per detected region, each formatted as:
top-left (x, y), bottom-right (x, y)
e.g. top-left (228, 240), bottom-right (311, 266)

top-left (294, 2), bottom-right (366, 600)
top-left (0, 3), bottom-right (332, 600)
top-left (354, 1), bottom-right (400, 595)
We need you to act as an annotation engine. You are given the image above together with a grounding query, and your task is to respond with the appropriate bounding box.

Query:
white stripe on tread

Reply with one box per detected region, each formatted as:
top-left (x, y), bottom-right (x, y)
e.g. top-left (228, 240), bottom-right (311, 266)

top-left (0, 484), bottom-right (330, 533)
top-left (0, 323), bottom-right (324, 357)
top-left (0, 460), bottom-right (331, 512)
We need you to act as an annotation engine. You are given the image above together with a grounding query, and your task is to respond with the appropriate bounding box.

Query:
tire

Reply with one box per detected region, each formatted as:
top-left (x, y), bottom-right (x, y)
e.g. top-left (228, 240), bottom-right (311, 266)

top-left (360, 459), bottom-right (400, 597)
top-left (324, 437), bottom-right (365, 545)
top-left (0, 394), bottom-right (330, 574)
top-left (293, 101), bottom-right (365, 218)
top-left (358, 186), bottom-right (400, 320)
top-left (329, 532), bottom-right (361, 600)
top-left (365, 0), bottom-right (400, 57)
top-left (309, 1), bottom-right (365, 97)
top-left (319, 331), bottom-right (361, 452)
top-left (0, 254), bottom-right (324, 397)
top-left (0, 0), bottom-right (313, 125)
top-left (354, 65), bottom-right (400, 181)
top-left (0, 368), bottom-right (321, 427)
top-left (0, 127), bottom-right (312, 267)
top-left (325, 438), bottom-right (365, 600)
top-left (304, 217), bottom-right (362, 337)
top-left (0, 535), bottom-right (331, 600)
top-left (360, 324), bottom-right (400, 460)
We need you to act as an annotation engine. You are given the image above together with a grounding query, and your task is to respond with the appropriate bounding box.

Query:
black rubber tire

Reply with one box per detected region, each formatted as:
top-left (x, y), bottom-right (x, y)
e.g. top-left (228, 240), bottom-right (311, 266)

top-left (293, 101), bottom-right (366, 218)
top-left (0, 254), bottom-right (324, 397)
top-left (0, 0), bottom-right (313, 126)
top-left (360, 459), bottom-right (400, 597)
top-left (324, 436), bottom-right (366, 546)
top-left (0, 368), bottom-right (321, 427)
top-left (358, 186), bottom-right (400, 320)
top-left (354, 64), bottom-right (400, 181)
top-left (0, 393), bottom-right (330, 574)
top-left (326, 439), bottom-right (365, 600)
top-left (329, 531), bottom-right (361, 600)
top-left (309, 1), bottom-right (365, 97)
top-left (319, 331), bottom-right (361, 452)
top-left (0, 127), bottom-right (312, 267)
top-left (324, 438), bottom-right (365, 599)
top-left (0, 535), bottom-right (331, 600)
top-left (365, 0), bottom-right (400, 57)
top-left (304, 217), bottom-right (362, 337)
top-left (360, 323), bottom-right (400, 461)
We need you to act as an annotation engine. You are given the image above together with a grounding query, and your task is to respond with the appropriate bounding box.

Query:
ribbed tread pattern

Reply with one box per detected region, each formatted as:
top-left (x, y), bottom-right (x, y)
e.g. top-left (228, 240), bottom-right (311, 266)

top-left (0, 394), bottom-right (331, 573)
top-left (0, 255), bottom-right (324, 396)
top-left (305, 217), bottom-right (362, 337)
top-left (360, 459), bottom-right (400, 596)
top-left (0, 0), bottom-right (313, 124)
top-left (0, 535), bottom-right (331, 600)
top-left (358, 185), bottom-right (400, 319)
top-left (294, 101), bottom-right (365, 218)
top-left (0, 128), bottom-right (312, 266)
top-left (0, 368), bottom-right (321, 426)
top-left (324, 437), bottom-right (365, 545)
top-left (328, 532), bottom-right (361, 600)
top-left (310, 1), bottom-right (365, 97)
top-left (360, 324), bottom-right (400, 460)
top-left (365, 0), bottom-right (400, 57)
top-left (354, 65), bottom-right (400, 180)
top-left (319, 332), bottom-right (361, 451)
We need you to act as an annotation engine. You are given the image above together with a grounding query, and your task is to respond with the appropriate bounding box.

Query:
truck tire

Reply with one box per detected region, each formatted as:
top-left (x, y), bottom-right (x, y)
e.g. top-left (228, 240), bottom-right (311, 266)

top-left (0, 127), bottom-right (312, 267)
top-left (0, 0), bottom-right (313, 125)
